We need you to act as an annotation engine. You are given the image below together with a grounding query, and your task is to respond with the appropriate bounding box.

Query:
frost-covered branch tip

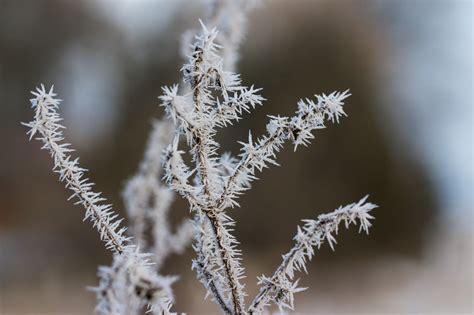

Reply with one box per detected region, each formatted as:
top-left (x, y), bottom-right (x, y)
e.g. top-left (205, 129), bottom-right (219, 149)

top-left (214, 90), bottom-right (351, 211)
top-left (182, 0), bottom-right (258, 72)
top-left (249, 196), bottom-right (377, 313)
top-left (23, 85), bottom-right (130, 254)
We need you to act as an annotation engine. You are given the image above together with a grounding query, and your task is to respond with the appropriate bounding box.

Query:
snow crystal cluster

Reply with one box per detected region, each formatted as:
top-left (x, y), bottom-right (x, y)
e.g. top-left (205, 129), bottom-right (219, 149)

top-left (24, 0), bottom-right (377, 314)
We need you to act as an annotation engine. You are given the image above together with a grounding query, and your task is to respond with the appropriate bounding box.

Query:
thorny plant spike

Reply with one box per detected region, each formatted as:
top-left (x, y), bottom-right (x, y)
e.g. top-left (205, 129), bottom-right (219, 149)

top-left (24, 1), bottom-right (378, 314)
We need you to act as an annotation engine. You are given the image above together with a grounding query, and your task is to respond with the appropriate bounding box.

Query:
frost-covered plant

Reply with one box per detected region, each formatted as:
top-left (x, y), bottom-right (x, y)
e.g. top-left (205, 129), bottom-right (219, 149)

top-left (23, 85), bottom-right (176, 314)
top-left (158, 22), bottom-right (375, 314)
top-left (24, 1), bottom-right (377, 314)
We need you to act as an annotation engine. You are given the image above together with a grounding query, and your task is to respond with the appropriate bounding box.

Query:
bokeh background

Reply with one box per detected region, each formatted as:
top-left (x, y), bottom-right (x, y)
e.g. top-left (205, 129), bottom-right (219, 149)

top-left (0, 0), bottom-right (472, 314)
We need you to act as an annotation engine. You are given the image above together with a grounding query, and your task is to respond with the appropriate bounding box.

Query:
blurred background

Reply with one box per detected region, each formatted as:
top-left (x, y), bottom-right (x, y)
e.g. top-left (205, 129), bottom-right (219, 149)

top-left (0, 0), bottom-right (472, 314)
